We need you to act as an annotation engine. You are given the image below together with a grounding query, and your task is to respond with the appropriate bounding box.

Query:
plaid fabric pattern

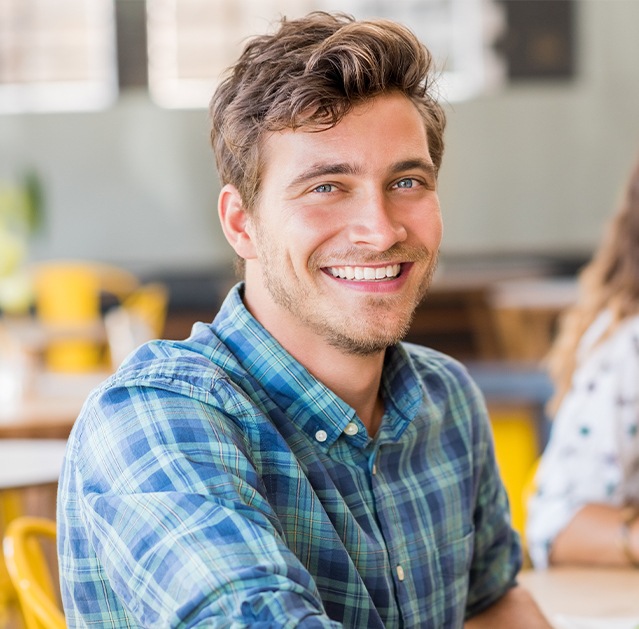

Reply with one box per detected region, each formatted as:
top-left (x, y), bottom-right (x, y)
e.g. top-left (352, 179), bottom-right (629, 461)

top-left (58, 283), bottom-right (521, 628)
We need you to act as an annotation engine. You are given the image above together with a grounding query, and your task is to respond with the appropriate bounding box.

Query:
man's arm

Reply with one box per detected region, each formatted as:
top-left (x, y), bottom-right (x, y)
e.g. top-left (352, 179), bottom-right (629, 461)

top-left (61, 382), bottom-right (344, 627)
top-left (464, 586), bottom-right (552, 628)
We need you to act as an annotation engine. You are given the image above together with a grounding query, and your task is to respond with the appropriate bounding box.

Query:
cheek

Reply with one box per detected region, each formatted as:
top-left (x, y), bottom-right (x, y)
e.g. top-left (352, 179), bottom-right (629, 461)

top-left (407, 206), bottom-right (443, 248)
top-left (423, 199), bottom-right (443, 241)
top-left (430, 215), bottom-right (444, 244)
top-left (290, 204), bottom-right (343, 231)
top-left (287, 209), bottom-right (344, 252)
top-left (254, 223), bottom-right (315, 274)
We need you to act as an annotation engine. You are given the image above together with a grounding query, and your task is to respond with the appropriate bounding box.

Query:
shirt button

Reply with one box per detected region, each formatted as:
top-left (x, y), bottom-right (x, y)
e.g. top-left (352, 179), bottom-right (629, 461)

top-left (396, 565), bottom-right (405, 581)
top-left (315, 429), bottom-right (328, 443)
top-left (344, 422), bottom-right (359, 436)
top-left (372, 463), bottom-right (377, 476)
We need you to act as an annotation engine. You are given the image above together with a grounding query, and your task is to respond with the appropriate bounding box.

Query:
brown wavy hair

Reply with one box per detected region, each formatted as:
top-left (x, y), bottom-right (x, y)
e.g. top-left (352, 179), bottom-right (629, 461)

top-left (209, 11), bottom-right (446, 212)
top-left (546, 154), bottom-right (639, 414)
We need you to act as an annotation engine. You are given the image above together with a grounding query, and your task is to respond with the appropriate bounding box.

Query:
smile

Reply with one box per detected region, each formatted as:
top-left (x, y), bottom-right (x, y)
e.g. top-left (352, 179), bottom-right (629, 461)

top-left (325, 264), bottom-right (401, 281)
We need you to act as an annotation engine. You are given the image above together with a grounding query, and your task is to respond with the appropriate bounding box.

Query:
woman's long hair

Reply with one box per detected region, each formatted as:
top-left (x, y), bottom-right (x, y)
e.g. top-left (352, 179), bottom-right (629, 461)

top-left (547, 155), bottom-right (639, 415)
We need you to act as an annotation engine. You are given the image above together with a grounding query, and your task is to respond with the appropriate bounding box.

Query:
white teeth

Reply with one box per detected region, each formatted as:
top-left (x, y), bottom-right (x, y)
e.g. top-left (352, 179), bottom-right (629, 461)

top-left (327, 264), bottom-right (401, 281)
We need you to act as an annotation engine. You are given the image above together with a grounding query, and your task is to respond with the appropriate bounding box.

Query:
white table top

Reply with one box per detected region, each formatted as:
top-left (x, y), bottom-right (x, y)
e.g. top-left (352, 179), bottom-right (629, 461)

top-left (519, 567), bottom-right (639, 628)
top-left (0, 438), bottom-right (67, 489)
top-left (0, 370), bottom-right (108, 438)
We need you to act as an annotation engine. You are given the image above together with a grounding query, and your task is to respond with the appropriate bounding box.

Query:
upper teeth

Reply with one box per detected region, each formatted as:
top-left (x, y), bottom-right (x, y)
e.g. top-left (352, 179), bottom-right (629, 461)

top-left (327, 264), bottom-right (401, 280)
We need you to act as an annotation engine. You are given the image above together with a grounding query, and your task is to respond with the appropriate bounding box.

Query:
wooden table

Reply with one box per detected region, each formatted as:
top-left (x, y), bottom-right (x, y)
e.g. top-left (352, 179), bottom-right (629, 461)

top-left (0, 370), bottom-right (108, 439)
top-left (488, 276), bottom-right (579, 361)
top-left (519, 567), bottom-right (639, 628)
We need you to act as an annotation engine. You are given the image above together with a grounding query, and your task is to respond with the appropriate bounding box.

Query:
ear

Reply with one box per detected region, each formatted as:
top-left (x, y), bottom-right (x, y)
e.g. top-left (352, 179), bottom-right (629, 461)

top-left (218, 184), bottom-right (257, 260)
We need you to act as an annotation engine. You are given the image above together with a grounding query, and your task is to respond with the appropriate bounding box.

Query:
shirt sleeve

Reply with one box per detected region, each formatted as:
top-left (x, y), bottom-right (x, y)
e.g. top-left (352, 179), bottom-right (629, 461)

top-left (68, 380), bottom-right (344, 628)
top-left (526, 316), bottom-right (639, 569)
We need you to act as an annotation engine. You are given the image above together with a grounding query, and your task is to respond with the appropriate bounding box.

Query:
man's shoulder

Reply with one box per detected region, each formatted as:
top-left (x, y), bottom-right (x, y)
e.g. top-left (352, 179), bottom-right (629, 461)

top-left (111, 324), bottom-right (236, 394)
top-left (74, 327), bottom-right (255, 437)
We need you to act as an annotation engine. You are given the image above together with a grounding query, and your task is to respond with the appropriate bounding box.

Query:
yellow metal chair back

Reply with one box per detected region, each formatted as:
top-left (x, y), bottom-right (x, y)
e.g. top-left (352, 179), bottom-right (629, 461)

top-left (122, 282), bottom-right (169, 339)
top-left (30, 260), bottom-right (140, 372)
top-left (0, 491), bottom-right (23, 627)
top-left (31, 260), bottom-right (139, 305)
top-left (104, 282), bottom-right (170, 368)
top-left (489, 404), bottom-right (540, 537)
top-left (2, 516), bottom-right (66, 629)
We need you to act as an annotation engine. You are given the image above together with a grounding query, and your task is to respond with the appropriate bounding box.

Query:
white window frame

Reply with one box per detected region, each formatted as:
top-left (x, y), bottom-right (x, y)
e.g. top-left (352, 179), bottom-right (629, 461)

top-left (146, 0), bottom-right (505, 110)
top-left (0, 0), bottom-right (118, 114)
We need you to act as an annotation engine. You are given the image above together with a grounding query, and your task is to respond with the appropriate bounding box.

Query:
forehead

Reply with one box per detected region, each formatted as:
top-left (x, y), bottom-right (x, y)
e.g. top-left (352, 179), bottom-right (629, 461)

top-left (260, 93), bottom-right (432, 177)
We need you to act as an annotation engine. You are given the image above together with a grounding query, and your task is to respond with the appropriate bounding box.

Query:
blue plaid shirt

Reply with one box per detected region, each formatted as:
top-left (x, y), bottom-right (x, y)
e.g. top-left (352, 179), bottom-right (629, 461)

top-left (58, 283), bottom-right (520, 628)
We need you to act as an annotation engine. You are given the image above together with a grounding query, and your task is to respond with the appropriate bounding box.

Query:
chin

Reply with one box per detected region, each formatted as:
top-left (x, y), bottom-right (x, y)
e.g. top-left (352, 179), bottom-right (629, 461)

top-left (325, 320), bottom-right (412, 356)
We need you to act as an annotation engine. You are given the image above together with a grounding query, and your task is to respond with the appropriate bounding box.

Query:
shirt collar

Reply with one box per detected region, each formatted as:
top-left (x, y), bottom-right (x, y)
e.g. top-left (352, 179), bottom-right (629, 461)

top-left (379, 344), bottom-right (425, 440)
top-left (212, 284), bottom-right (356, 448)
top-left (212, 283), bottom-right (425, 447)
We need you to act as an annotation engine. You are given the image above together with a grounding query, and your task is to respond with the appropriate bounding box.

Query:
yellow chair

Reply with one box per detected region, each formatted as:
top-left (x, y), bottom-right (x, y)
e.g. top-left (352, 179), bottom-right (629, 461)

top-left (2, 516), bottom-right (66, 629)
top-left (520, 458), bottom-right (541, 535)
top-left (122, 282), bottom-right (169, 339)
top-left (490, 408), bottom-right (541, 569)
top-left (488, 403), bottom-right (540, 537)
top-left (0, 491), bottom-right (23, 627)
top-left (30, 260), bottom-right (140, 372)
top-left (104, 282), bottom-right (169, 368)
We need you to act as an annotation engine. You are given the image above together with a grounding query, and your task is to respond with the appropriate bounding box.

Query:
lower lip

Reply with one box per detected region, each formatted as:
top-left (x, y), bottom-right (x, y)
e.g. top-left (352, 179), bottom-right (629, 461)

top-left (322, 263), bottom-right (413, 293)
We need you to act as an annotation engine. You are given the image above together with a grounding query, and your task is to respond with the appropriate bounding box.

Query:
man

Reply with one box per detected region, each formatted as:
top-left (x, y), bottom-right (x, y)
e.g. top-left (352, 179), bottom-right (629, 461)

top-left (58, 12), bottom-right (551, 628)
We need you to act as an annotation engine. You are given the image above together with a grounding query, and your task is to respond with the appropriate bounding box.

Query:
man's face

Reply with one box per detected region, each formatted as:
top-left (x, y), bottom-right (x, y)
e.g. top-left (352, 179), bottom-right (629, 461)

top-left (241, 92), bottom-right (443, 356)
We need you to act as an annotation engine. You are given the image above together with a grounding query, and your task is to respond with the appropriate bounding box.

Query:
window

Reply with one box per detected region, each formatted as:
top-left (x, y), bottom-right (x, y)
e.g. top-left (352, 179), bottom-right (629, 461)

top-left (146, 0), bottom-right (506, 109)
top-left (0, 0), bottom-right (118, 113)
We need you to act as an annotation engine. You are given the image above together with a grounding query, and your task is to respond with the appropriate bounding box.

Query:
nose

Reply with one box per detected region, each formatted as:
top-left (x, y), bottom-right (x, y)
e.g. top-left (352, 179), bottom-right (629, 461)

top-left (347, 191), bottom-right (408, 251)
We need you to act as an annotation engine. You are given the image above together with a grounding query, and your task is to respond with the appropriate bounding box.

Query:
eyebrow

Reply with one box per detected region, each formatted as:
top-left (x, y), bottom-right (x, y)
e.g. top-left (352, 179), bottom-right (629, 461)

top-left (288, 162), bottom-right (363, 188)
top-left (391, 159), bottom-right (437, 179)
top-left (288, 158), bottom-right (436, 189)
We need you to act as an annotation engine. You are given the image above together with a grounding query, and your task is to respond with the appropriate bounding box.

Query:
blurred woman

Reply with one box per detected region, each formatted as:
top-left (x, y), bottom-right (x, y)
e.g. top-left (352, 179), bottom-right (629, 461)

top-left (527, 155), bottom-right (639, 569)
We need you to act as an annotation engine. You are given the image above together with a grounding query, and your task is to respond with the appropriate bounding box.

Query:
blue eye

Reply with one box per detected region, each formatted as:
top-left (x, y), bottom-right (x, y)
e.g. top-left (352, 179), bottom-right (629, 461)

top-left (313, 183), bottom-right (334, 193)
top-left (395, 178), bottom-right (415, 189)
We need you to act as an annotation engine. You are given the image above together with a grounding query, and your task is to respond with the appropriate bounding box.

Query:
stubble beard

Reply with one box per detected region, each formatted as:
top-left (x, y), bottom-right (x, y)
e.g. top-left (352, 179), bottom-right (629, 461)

top-left (259, 240), bottom-right (438, 357)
